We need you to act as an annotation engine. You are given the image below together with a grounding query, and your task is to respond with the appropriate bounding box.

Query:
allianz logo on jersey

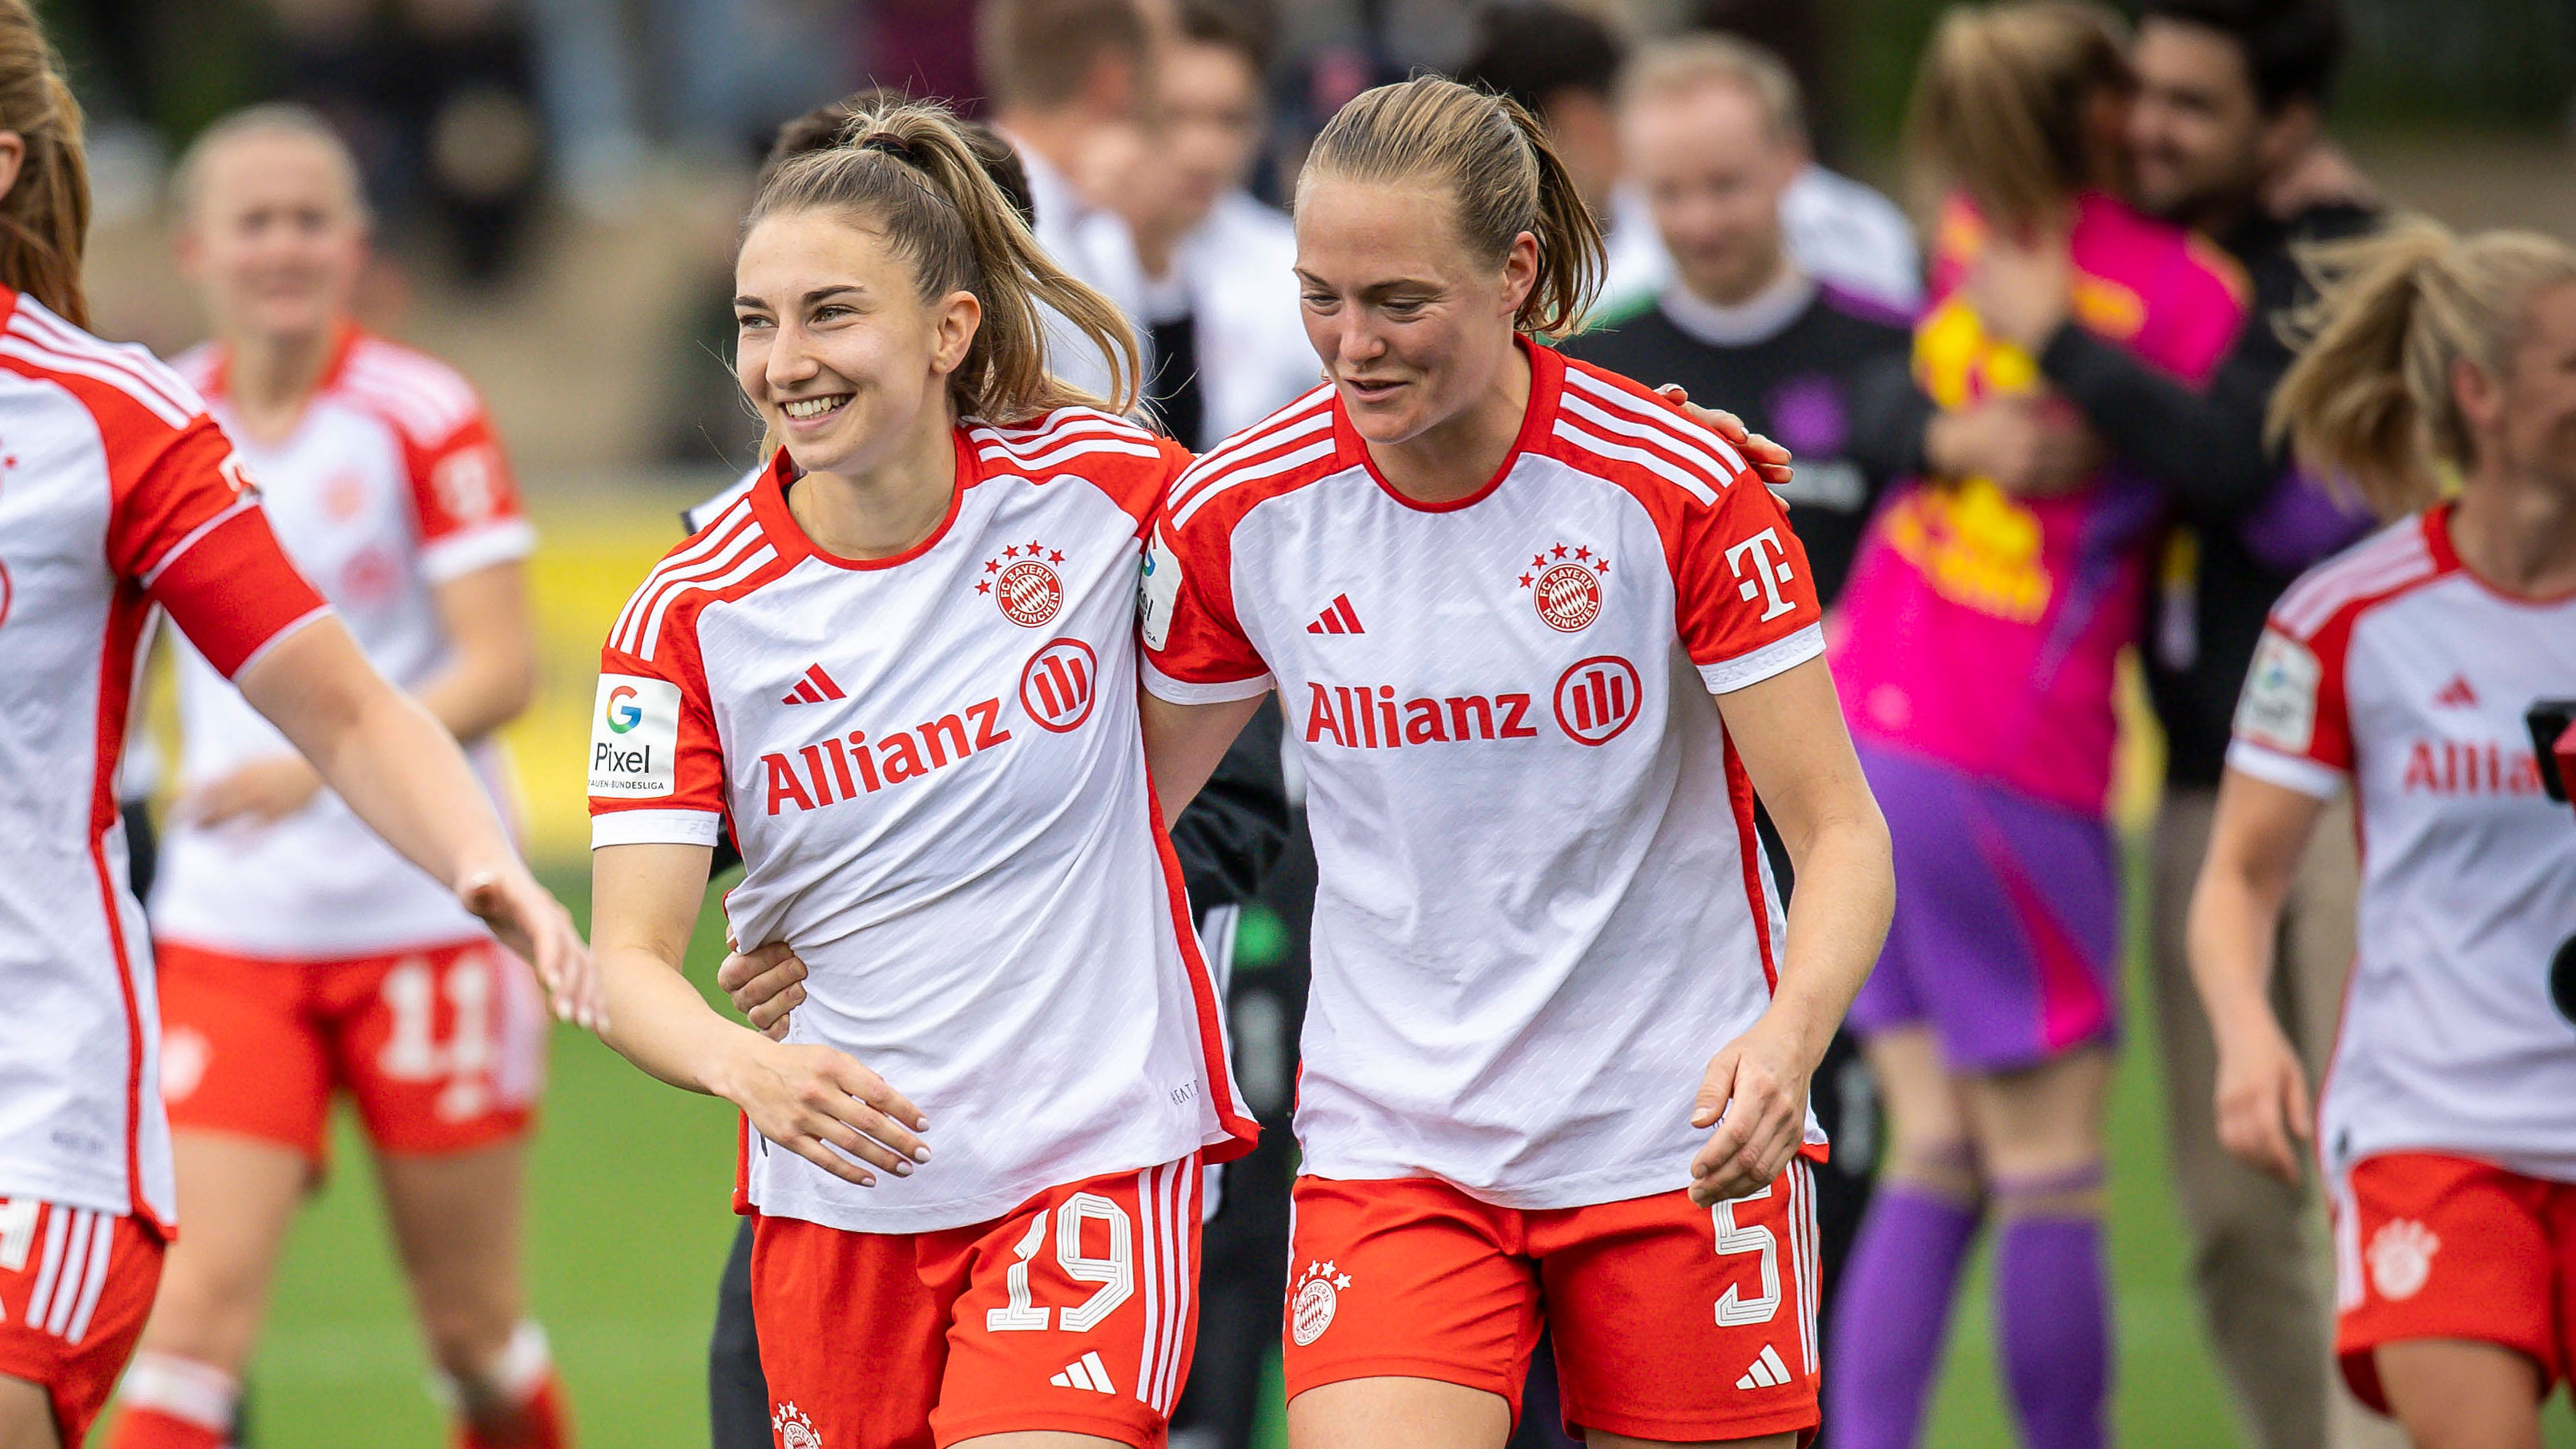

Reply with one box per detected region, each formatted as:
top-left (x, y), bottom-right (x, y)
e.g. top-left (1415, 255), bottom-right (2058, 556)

top-left (1302, 656), bottom-right (1647, 751)
top-left (756, 640), bottom-right (1099, 816)
top-left (2401, 739), bottom-right (2546, 797)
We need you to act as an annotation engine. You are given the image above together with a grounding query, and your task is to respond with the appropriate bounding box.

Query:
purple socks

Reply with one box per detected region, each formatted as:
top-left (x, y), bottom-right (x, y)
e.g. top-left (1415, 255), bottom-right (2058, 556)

top-left (1828, 1185), bottom-right (1981, 1449)
top-left (1826, 1179), bottom-right (2110, 1449)
top-left (1996, 1214), bottom-right (2110, 1449)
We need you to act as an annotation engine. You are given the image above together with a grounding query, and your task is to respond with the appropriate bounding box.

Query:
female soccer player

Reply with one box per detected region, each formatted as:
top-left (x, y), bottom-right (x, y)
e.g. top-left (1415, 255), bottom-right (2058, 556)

top-left (106, 107), bottom-right (567, 1449)
top-left (2193, 222), bottom-right (2576, 1449)
top-left (0, 6), bottom-right (594, 1447)
top-left (1135, 75), bottom-right (1894, 1448)
top-left (584, 100), bottom-right (1258, 1449)
top-left (1817, 7), bottom-right (2247, 1446)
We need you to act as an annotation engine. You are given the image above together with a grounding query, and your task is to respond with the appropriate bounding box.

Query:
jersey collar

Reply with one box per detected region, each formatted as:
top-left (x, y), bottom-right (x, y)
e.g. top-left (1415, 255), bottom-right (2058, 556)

top-left (1335, 333), bottom-right (1566, 514)
top-left (750, 426), bottom-right (978, 572)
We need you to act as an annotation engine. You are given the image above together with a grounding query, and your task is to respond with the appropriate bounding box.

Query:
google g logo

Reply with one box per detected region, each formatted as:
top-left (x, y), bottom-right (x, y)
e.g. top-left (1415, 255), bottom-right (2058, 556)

top-left (605, 684), bottom-right (643, 734)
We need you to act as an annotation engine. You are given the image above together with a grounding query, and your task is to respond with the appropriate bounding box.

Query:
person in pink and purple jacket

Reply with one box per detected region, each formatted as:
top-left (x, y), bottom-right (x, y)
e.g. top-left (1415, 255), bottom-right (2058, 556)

top-left (1823, 6), bottom-right (2249, 1449)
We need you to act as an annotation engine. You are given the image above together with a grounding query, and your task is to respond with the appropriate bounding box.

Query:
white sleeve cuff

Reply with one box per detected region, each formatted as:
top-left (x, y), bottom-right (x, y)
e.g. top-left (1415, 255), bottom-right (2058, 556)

top-left (422, 519), bottom-right (538, 583)
top-left (1699, 622), bottom-right (1826, 695)
top-left (1141, 656), bottom-right (1275, 705)
top-left (2225, 741), bottom-right (2346, 800)
top-left (591, 808), bottom-right (724, 849)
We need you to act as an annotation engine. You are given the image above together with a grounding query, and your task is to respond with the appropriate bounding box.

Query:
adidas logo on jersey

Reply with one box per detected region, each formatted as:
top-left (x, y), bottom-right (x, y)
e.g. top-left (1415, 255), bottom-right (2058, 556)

top-left (1735, 1343), bottom-right (1793, 1391)
top-left (1050, 1350), bottom-right (1118, 1394)
top-left (760, 699), bottom-right (1013, 815)
top-left (781, 664), bottom-right (845, 706)
top-left (1306, 594), bottom-right (1365, 634)
top-left (2433, 674), bottom-right (2480, 708)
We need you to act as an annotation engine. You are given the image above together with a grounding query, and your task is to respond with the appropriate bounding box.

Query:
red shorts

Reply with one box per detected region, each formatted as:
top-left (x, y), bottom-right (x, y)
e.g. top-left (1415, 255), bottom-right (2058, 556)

top-left (1284, 1165), bottom-right (1822, 1443)
top-left (0, 1200), bottom-right (163, 1447)
top-left (2335, 1152), bottom-right (2576, 1412)
top-left (752, 1154), bottom-right (1203, 1449)
top-left (155, 938), bottom-right (546, 1161)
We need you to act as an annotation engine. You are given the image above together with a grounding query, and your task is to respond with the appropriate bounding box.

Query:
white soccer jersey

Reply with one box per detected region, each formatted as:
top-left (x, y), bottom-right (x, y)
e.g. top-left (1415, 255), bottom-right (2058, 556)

top-left (590, 410), bottom-right (1256, 1234)
top-left (2229, 505), bottom-right (2576, 1183)
top-left (1142, 342), bottom-right (1829, 1209)
top-left (0, 292), bottom-right (328, 1226)
top-left (152, 330), bottom-right (534, 959)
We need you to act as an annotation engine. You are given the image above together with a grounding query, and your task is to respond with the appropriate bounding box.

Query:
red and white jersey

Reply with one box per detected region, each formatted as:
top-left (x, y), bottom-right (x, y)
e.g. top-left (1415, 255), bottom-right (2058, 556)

top-left (153, 330), bottom-right (533, 958)
top-left (589, 411), bottom-right (1256, 1234)
top-left (0, 292), bottom-right (328, 1226)
top-left (2229, 505), bottom-right (2576, 1183)
top-left (1141, 342), bottom-right (1827, 1209)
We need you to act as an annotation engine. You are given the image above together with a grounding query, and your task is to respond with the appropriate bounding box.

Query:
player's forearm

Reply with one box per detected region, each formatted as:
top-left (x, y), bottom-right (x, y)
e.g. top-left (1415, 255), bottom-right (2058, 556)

top-left (2187, 857), bottom-right (2292, 1050)
top-left (409, 646), bottom-right (538, 746)
top-left (598, 944), bottom-right (768, 1097)
top-left (1763, 808), bottom-right (1895, 1069)
top-left (240, 621), bottom-right (520, 892)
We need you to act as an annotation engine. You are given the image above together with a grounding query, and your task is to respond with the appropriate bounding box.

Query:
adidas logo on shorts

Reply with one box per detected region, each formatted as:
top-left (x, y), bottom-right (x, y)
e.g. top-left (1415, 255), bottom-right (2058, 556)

top-left (1735, 1343), bottom-right (1793, 1391)
top-left (1050, 1350), bottom-right (1117, 1394)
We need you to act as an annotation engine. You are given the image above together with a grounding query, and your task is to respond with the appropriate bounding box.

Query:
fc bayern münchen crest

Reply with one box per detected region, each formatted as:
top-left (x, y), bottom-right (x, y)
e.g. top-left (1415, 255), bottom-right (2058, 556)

top-left (1521, 541), bottom-right (1610, 632)
top-left (978, 539), bottom-right (1066, 627)
top-left (772, 1402), bottom-right (822, 1449)
top-left (1291, 1259), bottom-right (1352, 1346)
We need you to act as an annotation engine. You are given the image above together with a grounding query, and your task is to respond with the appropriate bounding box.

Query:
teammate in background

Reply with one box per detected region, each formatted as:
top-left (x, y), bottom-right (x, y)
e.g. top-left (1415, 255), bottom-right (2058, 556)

top-left (106, 107), bottom-right (569, 1449)
top-left (1139, 75), bottom-right (1894, 1449)
top-left (1927, 3), bottom-right (2388, 1443)
top-left (586, 100), bottom-right (1257, 1449)
top-left (0, 5), bottom-right (593, 1446)
top-left (1097, 0), bottom-right (1315, 453)
top-left (1824, 7), bottom-right (2247, 1448)
top-left (2192, 221), bottom-right (2576, 1449)
top-left (1454, 3), bottom-right (1921, 322)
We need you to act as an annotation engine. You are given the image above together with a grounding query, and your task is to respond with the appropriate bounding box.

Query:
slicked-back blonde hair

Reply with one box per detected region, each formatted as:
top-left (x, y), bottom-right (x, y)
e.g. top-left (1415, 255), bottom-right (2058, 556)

top-left (0, 0), bottom-right (89, 328)
top-left (741, 97), bottom-right (1139, 448)
top-left (1299, 75), bottom-right (1605, 338)
top-left (2270, 218), bottom-right (2576, 520)
top-left (1905, 0), bottom-right (2131, 232)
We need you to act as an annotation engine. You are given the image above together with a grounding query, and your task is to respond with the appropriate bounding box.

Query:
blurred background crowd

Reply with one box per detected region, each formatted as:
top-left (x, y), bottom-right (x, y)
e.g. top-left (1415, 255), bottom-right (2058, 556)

top-left (42, 0), bottom-right (2576, 1446)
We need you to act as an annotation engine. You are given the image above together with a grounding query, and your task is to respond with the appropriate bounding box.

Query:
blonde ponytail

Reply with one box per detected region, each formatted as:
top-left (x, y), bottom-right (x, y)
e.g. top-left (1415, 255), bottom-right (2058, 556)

top-left (2270, 218), bottom-right (2576, 520)
top-left (0, 2), bottom-right (90, 328)
top-left (1300, 75), bottom-right (1605, 337)
top-left (741, 98), bottom-right (1139, 445)
top-left (1905, 1), bottom-right (2130, 233)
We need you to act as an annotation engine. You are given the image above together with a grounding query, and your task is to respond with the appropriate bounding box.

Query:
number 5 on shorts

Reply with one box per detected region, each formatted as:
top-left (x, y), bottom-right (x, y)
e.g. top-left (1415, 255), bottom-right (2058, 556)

top-left (986, 1193), bottom-right (1135, 1332)
top-left (1712, 1184), bottom-right (1780, 1326)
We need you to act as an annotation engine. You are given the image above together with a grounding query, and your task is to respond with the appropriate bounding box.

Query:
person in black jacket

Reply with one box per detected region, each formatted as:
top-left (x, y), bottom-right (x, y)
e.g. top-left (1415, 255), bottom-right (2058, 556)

top-left (1885, 6), bottom-right (2389, 1447)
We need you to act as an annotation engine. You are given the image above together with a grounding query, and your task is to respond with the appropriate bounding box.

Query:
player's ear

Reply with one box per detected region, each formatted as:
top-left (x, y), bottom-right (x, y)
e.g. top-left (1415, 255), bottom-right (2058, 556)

top-left (0, 131), bottom-right (26, 208)
top-left (930, 289), bottom-right (982, 379)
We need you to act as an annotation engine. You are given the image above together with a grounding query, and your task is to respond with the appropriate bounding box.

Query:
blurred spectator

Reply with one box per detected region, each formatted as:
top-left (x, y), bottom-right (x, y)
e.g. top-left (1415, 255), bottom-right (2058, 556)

top-left (1096, 0), bottom-right (1312, 452)
top-left (1937, 3), bottom-right (2389, 1447)
top-left (1453, 1), bottom-right (1921, 324)
top-left (978, 0), bottom-right (1159, 398)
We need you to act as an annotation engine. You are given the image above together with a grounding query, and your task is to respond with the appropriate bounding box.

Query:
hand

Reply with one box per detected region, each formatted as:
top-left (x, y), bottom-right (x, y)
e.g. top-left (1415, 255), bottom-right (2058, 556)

top-left (711, 1035), bottom-right (929, 1189)
top-left (1964, 223), bottom-right (2073, 352)
top-left (2262, 139), bottom-right (2377, 220)
top-left (2212, 1016), bottom-right (2312, 1183)
top-left (1925, 394), bottom-right (2106, 498)
top-left (179, 756), bottom-right (323, 827)
top-left (1688, 1018), bottom-right (1815, 1206)
top-left (1655, 385), bottom-right (1796, 488)
top-left (456, 865), bottom-right (603, 1032)
top-left (718, 940), bottom-right (808, 1041)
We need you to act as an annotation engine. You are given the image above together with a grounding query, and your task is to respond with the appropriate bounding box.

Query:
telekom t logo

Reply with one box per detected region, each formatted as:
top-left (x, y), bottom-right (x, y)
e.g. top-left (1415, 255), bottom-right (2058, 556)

top-left (1724, 528), bottom-right (1797, 622)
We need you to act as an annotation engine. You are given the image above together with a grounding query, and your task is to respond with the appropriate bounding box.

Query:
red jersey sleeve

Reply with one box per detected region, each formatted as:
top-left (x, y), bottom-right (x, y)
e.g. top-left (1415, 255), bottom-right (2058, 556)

top-left (112, 416), bottom-right (329, 678)
top-left (1139, 510), bottom-right (1272, 704)
top-left (2226, 614), bottom-right (2352, 799)
top-left (402, 405), bottom-right (535, 583)
top-left (589, 610), bottom-right (728, 849)
top-left (1673, 471), bottom-right (1827, 694)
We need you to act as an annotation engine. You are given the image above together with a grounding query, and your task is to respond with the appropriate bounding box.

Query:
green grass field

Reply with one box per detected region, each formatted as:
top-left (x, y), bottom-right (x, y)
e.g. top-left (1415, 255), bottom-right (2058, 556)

top-left (102, 861), bottom-right (2576, 1448)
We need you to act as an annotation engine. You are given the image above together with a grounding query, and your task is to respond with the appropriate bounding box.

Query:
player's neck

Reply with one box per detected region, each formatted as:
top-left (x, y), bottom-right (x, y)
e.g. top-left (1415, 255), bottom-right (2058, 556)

top-left (224, 327), bottom-right (337, 445)
top-left (785, 409), bottom-right (959, 561)
top-left (2449, 466), bottom-right (2576, 598)
top-left (1369, 344), bottom-right (1532, 505)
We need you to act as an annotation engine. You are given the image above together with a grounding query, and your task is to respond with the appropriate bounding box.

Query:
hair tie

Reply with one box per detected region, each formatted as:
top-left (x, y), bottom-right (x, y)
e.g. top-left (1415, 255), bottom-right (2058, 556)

top-left (858, 132), bottom-right (917, 164)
